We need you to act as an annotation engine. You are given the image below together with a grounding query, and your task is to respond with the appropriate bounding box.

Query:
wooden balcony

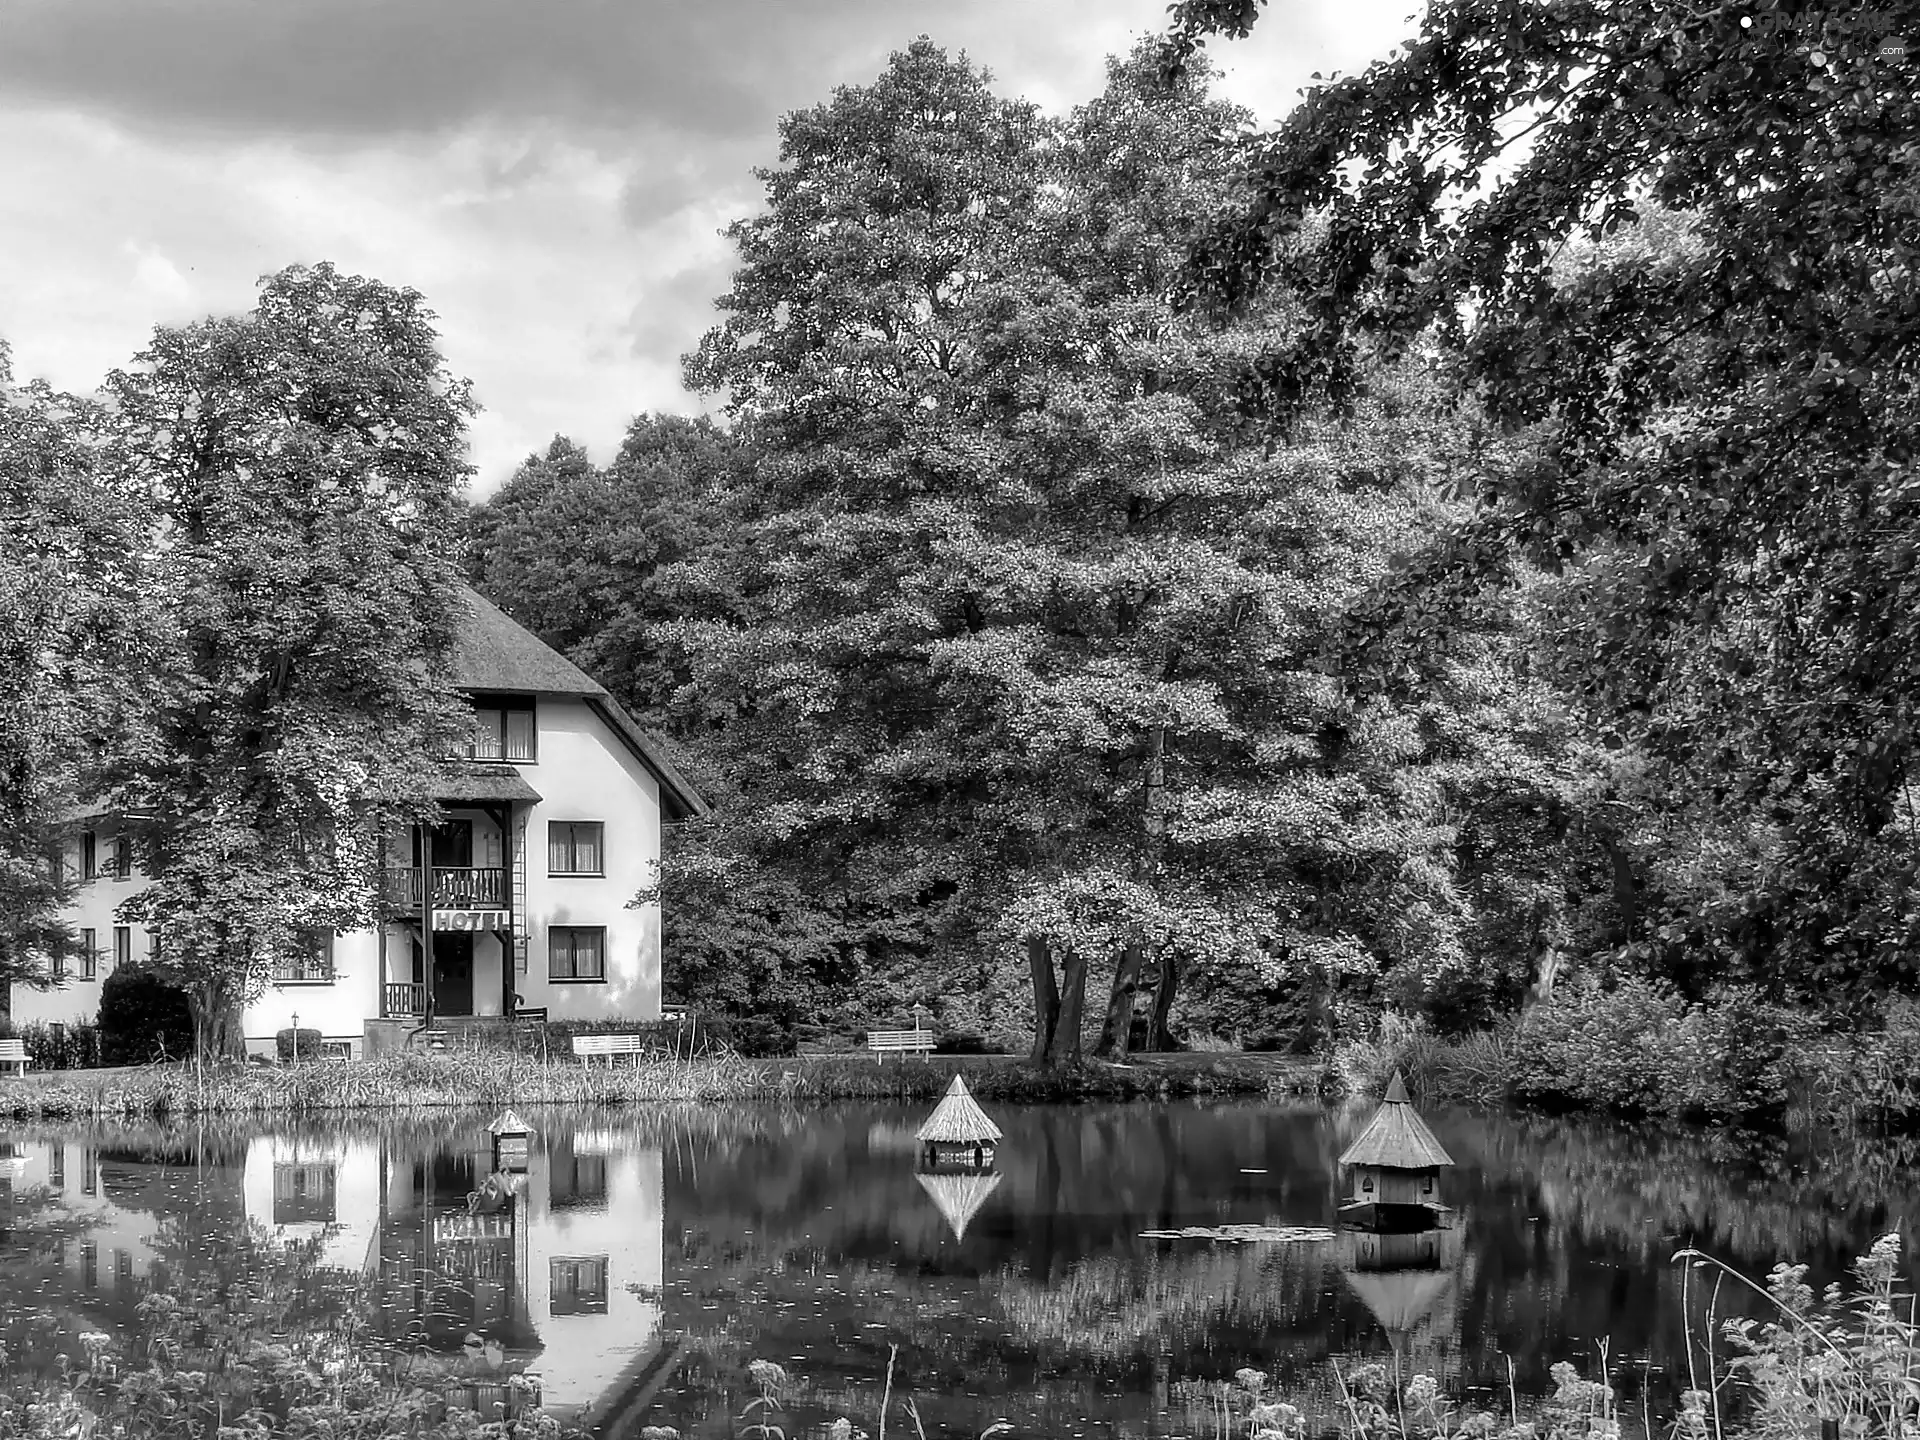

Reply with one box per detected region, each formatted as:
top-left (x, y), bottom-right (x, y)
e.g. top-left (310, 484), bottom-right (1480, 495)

top-left (384, 982), bottom-right (426, 1017)
top-left (381, 867), bottom-right (507, 911)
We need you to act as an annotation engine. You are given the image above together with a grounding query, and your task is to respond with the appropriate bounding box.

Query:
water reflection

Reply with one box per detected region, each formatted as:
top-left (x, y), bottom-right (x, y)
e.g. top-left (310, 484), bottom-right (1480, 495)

top-left (0, 1102), bottom-right (1916, 1440)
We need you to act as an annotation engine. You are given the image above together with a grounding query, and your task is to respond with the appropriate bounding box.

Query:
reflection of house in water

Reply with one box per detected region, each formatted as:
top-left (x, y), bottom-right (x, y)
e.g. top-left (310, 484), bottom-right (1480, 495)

top-left (236, 1125), bottom-right (673, 1432)
top-left (0, 1133), bottom-right (251, 1336)
top-left (1338, 1224), bottom-right (1470, 1384)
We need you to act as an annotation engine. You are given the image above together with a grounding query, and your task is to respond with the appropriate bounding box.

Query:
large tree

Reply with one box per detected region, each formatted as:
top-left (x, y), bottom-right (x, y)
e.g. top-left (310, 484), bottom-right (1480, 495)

top-left (672, 40), bottom-right (1497, 1062)
top-left (105, 263), bottom-right (476, 1058)
top-left (465, 415), bottom-right (745, 732)
top-left (1171, 0), bottom-right (1920, 1008)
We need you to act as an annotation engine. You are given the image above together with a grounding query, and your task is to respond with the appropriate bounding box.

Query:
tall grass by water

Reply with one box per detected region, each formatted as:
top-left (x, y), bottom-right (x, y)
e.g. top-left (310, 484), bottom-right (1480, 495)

top-left (0, 1047), bottom-right (1306, 1118)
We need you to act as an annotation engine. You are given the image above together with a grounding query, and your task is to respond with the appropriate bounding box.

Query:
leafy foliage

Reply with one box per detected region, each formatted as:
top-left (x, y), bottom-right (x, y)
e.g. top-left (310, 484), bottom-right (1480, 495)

top-left (1173, 0), bottom-right (1920, 1007)
top-left (101, 263), bottom-right (476, 1056)
top-left (97, 965), bottom-right (194, 1066)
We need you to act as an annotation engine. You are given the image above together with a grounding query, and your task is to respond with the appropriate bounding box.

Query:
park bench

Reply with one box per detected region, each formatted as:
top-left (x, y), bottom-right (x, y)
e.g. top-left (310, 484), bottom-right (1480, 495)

top-left (319, 1040), bottom-right (352, 1063)
top-left (0, 1039), bottom-right (28, 1078)
top-left (572, 1034), bottom-right (646, 1065)
top-left (866, 1029), bottom-right (935, 1062)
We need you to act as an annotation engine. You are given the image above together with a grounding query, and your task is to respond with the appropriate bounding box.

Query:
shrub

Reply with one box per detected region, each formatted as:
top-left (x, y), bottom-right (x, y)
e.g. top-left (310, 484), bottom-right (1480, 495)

top-left (1510, 975), bottom-right (1801, 1121)
top-left (98, 966), bottom-right (195, 1066)
top-left (0, 1019), bottom-right (102, 1071)
top-left (275, 1027), bottom-right (324, 1061)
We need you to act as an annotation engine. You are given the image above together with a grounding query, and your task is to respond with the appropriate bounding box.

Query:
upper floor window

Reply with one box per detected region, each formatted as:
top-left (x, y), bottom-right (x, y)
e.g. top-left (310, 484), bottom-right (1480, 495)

top-left (548, 822), bottom-right (604, 877)
top-left (111, 834), bottom-right (132, 880)
top-left (274, 930), bottom-right (335, 985)
top-left (112, 927), bottom-right (130, 975)
top-left (469, 696), bottom-right (535, 762)
top-left (81, 832), bottom-right (97, 881)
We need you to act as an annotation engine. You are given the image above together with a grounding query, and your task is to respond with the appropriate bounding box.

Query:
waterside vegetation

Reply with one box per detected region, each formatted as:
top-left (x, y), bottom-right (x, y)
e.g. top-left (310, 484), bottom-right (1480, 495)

top-left (0, 1047), bottom-right (1314, 1119)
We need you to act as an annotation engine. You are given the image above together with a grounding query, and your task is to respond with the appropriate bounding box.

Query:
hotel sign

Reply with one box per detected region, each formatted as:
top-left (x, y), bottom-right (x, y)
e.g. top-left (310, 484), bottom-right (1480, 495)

top-left (433, 909), bottom-right (511, 932)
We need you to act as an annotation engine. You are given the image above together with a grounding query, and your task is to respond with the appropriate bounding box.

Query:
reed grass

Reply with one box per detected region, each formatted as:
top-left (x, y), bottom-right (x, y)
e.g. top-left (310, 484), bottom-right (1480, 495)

top-left (0, 1047), bottom-right (1296, 1118)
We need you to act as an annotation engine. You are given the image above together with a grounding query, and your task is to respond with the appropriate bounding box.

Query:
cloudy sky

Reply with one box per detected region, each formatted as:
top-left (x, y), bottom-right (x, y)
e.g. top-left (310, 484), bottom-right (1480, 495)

top-left (0, 0), bottom-right (1415, 496)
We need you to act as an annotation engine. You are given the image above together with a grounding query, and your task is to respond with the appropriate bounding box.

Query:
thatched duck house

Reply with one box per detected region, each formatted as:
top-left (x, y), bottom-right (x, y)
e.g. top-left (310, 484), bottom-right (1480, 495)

top-left (916, 1075), bottom-right (1001, 1171)
top-left (1336, 1071), bottom-right (1452, 1229)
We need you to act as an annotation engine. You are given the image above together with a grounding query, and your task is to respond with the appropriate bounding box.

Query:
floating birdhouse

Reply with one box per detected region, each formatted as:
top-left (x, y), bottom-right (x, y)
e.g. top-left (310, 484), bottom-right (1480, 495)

top-left (916, 1075), bottom-right (1002, 1172)
top-left (1336, 1071), bottom-right (1453, 1230)
top-left (487, 1108), bottom-right (536, 1173)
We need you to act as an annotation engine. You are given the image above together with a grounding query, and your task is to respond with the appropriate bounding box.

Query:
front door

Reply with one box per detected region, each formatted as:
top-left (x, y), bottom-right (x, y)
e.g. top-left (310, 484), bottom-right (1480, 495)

top-left (434, 932), bottom-right (474, 1016)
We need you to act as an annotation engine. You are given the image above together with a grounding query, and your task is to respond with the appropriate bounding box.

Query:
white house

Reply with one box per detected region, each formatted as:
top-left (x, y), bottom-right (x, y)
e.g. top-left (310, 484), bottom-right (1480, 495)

top-left (8, 586), bottom-right (706, 1058)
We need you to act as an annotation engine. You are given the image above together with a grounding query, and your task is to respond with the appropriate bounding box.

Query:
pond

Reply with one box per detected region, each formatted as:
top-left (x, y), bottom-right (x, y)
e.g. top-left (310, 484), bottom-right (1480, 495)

top-left (1, 1099), bottom-right (1916, 1438)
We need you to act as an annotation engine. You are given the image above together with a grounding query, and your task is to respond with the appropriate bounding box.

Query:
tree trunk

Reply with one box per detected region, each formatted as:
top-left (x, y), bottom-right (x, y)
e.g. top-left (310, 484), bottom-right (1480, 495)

top-left (1044, 947), bottom-right (1091, 1068)
top-left (1099, 723), bottom-right (1167, 1059)
top-left (1096, 940), bottom-right (1146, 1060)
top-left (1521, 946), bottom-right (1564, 1028)
top-left (1147, 949), bottom-right (1180, 1052)
top-left (1028, 933), bottom-right (1059, 1065)
top-left (187, 979), bottom-right (246, 1064)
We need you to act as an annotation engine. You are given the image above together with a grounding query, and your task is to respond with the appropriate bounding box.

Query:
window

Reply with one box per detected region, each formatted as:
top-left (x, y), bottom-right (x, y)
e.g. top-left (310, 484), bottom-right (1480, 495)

top-left (469, 697), bottom-right (536, 762)
top-left (81, 832), bottom-right (96, 881)
top-left (149, 931), bottom-right (162, 966)
top-left (272, 1162), bottom-right (338, 1225)
top-left (548, 926), bottom-right (605, 983)
top-left (550, 1151), bottom-right (607, 1210)
top-left (80, 1240), bottom-right (98, 1290)
top-left (548, 822), bottom-right (604, 877)
top-left (49, 1146), bottom-right (64, 1191)
top-left (549, 1256), bottom-right (609, 1316)
top-left (112, 927), bottom-right (130, 975)
top-left (111, 834), bottom-right (131, 880)
top-left (274, 930), bottom-right (335, 985)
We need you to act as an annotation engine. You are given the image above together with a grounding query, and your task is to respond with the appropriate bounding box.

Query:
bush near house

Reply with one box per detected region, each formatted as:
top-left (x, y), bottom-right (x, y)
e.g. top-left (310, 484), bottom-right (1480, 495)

top-left (98, 966), bottom-right (195, 1066)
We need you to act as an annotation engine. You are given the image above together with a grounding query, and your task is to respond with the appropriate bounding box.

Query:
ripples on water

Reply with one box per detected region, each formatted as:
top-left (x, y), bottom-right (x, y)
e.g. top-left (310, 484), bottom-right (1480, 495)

top-left (1, 1101), bottom-right (1916, 1438)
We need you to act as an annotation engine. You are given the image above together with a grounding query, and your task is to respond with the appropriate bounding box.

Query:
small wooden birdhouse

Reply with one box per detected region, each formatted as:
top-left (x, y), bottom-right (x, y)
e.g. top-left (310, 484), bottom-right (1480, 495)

top-left (487, 1108), bottom-right (535, 1173)
top-left (1337, 1071), bottom-right (1452, 1229)
top-left (916, 1076), bottom-right (1002, 1172)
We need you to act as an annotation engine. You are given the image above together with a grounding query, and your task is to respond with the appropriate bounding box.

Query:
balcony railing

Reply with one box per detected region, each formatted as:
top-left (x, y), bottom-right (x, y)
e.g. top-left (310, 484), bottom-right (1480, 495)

top-left (381, 867), bottom-right (507, 911)
top-left (384, 982), bottom-right (425, 1017)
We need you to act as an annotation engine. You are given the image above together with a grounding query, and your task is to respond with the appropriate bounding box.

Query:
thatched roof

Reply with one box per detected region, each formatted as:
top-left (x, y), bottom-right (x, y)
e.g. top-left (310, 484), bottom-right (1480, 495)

top-left (917, 1170), bottom-right (1002, 1240)
top-left (1344, 1269), bottom-right (1455, 1336)
top-left (453, 586), bottom-right (603, 696)
top-left (916, 1075), bottom-right (1003, 1144)
top-left (1337, 1071), bottom-right (1453, 1170)
top-left (451, 586), bottom-right (708, 819)
top-left (434, 764), bottom-right (543, 804)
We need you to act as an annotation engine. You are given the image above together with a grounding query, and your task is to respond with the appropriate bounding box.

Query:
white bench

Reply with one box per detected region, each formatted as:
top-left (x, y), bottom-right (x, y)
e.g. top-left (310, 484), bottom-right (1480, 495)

top-left (867, 1029), bottom-right (934, 1062)
top-left (572, 1034), bottom-right (645, 1064)
top-left (0, 1040), bottom-right (27, 1077)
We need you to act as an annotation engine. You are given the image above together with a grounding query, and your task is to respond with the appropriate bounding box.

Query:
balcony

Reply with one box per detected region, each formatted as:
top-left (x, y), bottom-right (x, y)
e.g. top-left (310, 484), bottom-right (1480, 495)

top-left (382, 867), bottom-right (507, 911)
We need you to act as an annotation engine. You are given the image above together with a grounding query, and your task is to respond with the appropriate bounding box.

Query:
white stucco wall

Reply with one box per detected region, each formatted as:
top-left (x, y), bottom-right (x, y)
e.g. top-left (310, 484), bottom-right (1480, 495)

top-left (10, 824), bottom-right (151, 1028)
top-left (513, 697), bottom-right (664, 1024)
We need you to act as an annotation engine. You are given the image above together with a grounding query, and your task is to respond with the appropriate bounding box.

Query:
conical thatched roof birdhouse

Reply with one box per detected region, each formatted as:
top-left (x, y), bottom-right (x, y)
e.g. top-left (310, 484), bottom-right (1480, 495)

top-left (916, 1075), bottom-right (1001, 1172)
top-left (1337, 1072), bottom-right (1452, 1228)
top-left (916, 1169), bottom-right (1003, 1240)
